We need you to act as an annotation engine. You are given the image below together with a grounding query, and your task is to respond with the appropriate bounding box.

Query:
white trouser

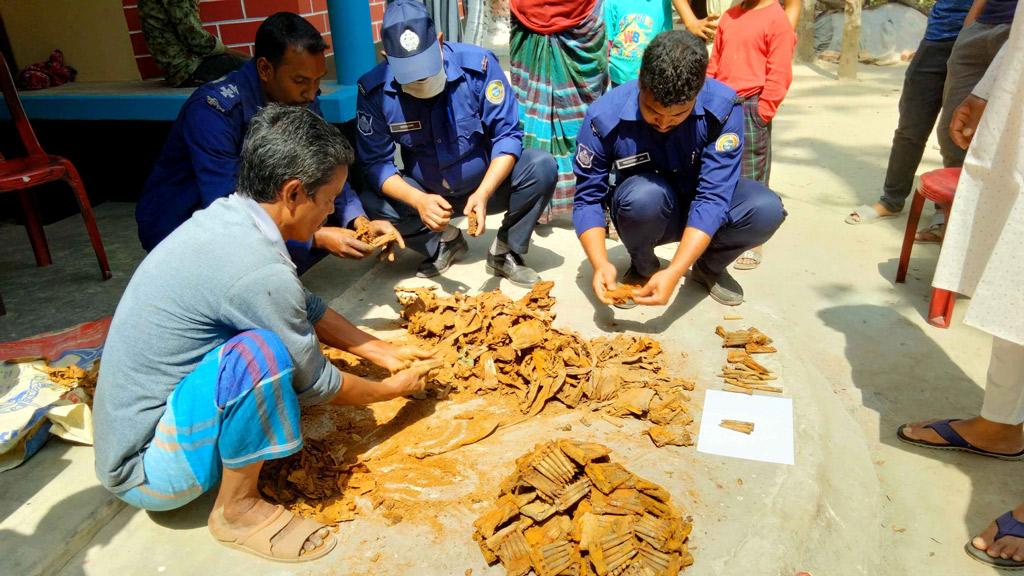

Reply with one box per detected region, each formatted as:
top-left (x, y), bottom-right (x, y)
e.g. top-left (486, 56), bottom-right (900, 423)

top-left (980, 336), bottom-right (1024, 425)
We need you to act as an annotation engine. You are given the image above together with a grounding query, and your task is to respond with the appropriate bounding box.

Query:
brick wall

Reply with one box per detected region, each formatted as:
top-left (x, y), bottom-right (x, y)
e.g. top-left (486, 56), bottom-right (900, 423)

top-left (123, 0), bottom-right (349, 80)
top-left (369, 1), bottom-right (386, 41)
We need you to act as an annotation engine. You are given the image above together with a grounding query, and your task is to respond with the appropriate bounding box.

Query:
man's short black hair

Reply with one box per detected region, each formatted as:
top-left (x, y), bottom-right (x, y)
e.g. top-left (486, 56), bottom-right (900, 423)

top-left (254, 12), bottom-right (329, 66)
top-left (639, 30), bottom-right (708, 106)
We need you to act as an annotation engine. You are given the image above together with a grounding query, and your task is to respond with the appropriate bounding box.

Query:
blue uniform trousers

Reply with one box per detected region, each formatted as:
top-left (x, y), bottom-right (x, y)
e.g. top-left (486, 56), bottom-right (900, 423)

top-left (358, 149), bottom-right (557, 257)
top-left (612, 175), bottom-right (786, 277)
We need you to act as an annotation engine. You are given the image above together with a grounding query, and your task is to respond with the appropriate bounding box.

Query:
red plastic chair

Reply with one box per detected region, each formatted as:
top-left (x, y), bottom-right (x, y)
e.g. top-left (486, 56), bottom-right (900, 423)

top-left (0, 53), bottom-right (111, 282)
top-left (895, 167), bottom-right (961, 328)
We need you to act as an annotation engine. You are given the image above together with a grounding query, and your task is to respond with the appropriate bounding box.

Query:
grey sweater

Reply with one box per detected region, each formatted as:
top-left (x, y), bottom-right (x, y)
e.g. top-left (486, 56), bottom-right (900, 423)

top-left (93, 194), bottom-right (341, 493)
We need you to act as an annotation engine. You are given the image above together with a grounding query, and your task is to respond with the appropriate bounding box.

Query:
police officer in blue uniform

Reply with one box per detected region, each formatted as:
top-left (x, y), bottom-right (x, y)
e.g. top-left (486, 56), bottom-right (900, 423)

top-left (136, 12), bottom-right (401, 272)
top-left (356, 0), bottom-right (557, 286)
top-left (574, 30), bottom-right (785, 308)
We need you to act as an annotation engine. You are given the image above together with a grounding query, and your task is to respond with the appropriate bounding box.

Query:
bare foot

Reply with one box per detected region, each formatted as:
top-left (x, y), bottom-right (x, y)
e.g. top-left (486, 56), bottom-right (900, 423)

top-left (971, 504), bottom-right (1024, 562)
top-left (212, 497), bottom-right (331, 556)
top-left (847, 202), bottom-right (898, 223)
top-left (900, 417), bottom-right (1024, 455)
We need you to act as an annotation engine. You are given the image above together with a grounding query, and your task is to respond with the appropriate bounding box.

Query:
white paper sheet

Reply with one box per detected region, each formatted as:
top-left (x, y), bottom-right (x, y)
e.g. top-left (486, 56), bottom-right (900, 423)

top-left (696, 390), bottom-right (794, 465)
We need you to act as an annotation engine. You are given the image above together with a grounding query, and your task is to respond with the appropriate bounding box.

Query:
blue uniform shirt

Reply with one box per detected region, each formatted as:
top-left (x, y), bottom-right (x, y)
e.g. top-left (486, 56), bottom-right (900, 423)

top-left (136, 59), bottom-right (365, 251)
top-left (573, 79), bottom-right (743, 238)
top-left (924, 0), bottom-right (973, 42)
top-left (355, 42), bottom-right (523, 197)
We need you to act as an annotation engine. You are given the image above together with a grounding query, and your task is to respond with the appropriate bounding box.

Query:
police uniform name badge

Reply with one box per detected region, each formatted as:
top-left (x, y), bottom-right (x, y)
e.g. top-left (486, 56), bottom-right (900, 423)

top-left (715, 133), bottom-right (740, 153)
top-left (615, 153), bottom-right (650, 170)
top-left (357, 111), bottom-right (374, 136)
top-left (389, 121), bottom-right (423, 133)
top-left (486, 80), bottom-right (505, 104)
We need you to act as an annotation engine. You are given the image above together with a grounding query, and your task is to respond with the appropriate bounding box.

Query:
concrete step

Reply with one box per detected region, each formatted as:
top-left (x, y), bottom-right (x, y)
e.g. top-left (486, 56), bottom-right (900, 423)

top-left (0, 442), bottom-right (124, 576)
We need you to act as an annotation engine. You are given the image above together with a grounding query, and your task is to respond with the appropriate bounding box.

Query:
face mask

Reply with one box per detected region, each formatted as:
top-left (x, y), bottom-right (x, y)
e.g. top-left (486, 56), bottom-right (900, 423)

top-left (401, 67), bottom-right (447, 99)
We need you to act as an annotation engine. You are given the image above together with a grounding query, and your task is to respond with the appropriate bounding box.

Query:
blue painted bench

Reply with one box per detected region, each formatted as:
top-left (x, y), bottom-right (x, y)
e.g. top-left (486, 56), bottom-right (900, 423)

top-left (1, 80), bottom-right (357, 123)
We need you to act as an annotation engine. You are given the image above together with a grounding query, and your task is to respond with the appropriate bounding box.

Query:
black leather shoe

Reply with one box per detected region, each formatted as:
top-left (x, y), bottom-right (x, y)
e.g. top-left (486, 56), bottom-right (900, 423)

top-left (416, 231), bottom-right (468, 278)
top-left (613, 265), bottom-right (652, 310)
top-left (486, 251), bottom-right (541, 287)
top-left (689, 263), bottom-right (744, 306)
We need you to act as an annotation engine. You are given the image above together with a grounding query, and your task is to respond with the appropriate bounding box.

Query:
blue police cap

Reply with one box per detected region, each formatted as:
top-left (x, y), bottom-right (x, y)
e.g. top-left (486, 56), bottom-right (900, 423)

top-left (382, 0), bottom-right (443, 84)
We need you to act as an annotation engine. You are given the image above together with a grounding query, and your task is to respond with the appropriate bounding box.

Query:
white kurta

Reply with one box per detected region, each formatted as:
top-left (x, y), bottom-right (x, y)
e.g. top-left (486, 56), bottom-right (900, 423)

top-left (932, 15), bottom-right (1024, 346)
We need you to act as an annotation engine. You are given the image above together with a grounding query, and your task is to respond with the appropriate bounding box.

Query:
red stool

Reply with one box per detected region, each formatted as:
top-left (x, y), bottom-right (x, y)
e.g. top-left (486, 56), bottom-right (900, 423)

top-left (895, 167), bottom-right (961, 328)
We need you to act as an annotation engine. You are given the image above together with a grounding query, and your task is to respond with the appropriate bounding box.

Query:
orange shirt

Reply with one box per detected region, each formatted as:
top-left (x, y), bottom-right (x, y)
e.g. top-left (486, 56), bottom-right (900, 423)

top-left (510, 0), bottom-right (599, 34)
top-left (707, 2), bottom-right (796, 123)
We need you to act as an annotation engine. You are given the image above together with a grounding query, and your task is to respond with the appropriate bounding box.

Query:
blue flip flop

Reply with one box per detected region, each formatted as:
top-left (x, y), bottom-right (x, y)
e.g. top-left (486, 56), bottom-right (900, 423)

top-left (964, 511), bottom-right (1024, 570)
top-left (896, 419), bottom-right (1024, 461)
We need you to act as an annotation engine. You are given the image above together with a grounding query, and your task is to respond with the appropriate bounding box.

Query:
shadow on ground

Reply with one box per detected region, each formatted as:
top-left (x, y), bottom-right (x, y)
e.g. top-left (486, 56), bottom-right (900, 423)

top-left (819, 303), bottom-right (1024, 558)
top-left (0, 485), bottom-right (120, 576)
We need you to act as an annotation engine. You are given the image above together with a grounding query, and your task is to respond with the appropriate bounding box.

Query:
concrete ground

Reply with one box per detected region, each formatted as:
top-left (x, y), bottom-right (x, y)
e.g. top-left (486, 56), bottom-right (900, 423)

top-left (1, 60), bottom-right (1018, 575)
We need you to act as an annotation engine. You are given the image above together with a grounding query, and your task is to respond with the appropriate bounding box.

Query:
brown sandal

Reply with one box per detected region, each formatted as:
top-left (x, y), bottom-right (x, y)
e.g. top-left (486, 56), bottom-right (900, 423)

top-left (209, 505), bottom-right (336, 563)
top-left (915, 222), bottom-right (945, 244)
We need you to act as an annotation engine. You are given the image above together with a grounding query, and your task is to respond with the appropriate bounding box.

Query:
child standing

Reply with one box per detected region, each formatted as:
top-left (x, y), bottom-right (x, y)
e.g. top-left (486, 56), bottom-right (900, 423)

top-left (604, 0), bottom-right (676, 87)
top-left (707, 0), bottom-right (796, 269)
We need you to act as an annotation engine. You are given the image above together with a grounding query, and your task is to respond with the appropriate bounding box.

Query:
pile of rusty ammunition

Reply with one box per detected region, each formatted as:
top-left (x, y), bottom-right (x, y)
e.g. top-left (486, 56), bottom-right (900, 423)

top-left (719, 419), bottom-right (755, 434)
top-left (603, 284), bottom-right (642, 306)
top-left (395, 283), bottom-right (695, 436)
top-left (353, 215), bottom-right (402, 261)
top-left (34, 362), bottom-right (98, 404)
top-left (714, 326), bottom-right (781, 395)
top-left (473, 440), bottom-right (694, 576)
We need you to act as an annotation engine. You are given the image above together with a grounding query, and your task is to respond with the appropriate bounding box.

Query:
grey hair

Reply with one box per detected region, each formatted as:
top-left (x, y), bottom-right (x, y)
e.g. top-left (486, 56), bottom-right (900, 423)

top-left (237, 105), bottom-right (354, 203)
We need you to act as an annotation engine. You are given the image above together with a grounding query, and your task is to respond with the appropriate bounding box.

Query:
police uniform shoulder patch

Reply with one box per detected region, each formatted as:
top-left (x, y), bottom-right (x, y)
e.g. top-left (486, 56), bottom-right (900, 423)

top-left (485, 80), bottom-right (505, 105)
top-left (700, 80), bottom-right (738, 123)
top-left (206, 95), bottom-right (225, 113)
top-left (359, 64), bottom-right (390, 93)
top-left (218, 84), bottom-right (240, 100)
top-left (357, 111), bottom-right (373, 136)
top-left (457, 45), bottom-right (491, 73)
top-left (576, 143), bottom-right (595, 168)
top-left (715, 132), bottom-right (740, 153)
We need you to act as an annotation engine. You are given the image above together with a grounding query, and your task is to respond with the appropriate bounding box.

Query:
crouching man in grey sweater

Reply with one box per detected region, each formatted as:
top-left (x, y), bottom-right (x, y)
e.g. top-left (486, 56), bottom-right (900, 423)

top-left (93, 105), bottom-right (435, 563)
